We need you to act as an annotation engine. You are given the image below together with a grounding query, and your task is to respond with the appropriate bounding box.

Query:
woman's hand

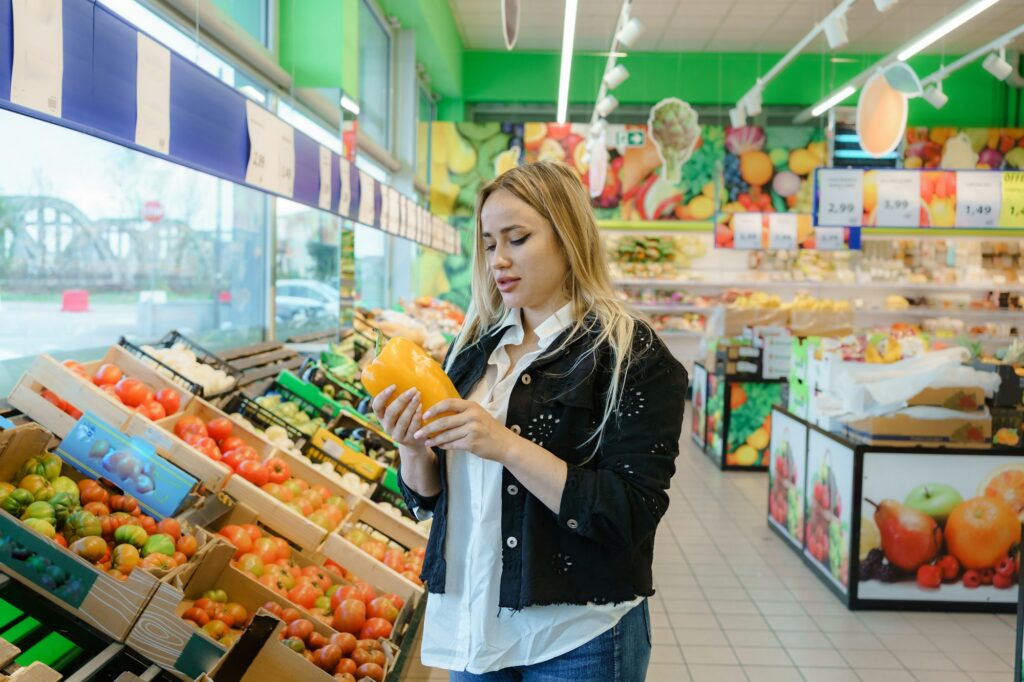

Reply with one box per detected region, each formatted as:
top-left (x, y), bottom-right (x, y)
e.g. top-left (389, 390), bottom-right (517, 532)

top-left (372, 386), bottom-right (430, 454)
top-left (416, 399), bottom-right (518, 463)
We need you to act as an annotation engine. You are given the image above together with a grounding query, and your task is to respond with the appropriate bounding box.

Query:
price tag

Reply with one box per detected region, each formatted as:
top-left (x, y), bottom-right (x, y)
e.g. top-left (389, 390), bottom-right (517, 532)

top-left (817, 169), bottom-right (864, 227)
top-left (390, 188), bottom-right (401, 235)
top-left (379, 186), bottom-right (392, 233)
top-left (245, 101), bottom-right (294, 197)
top-left (10, 0), bottom-right (63, 117)
top-left (956, 171), bottom-right (1001, 227)
top-left (732, 213), bottom-right (763, 250)
top-left (135, 33), bottom-right (171, 154)
top-left (318, 146), bottom-right (332, 210)
top-left (816, 227), bottom-right (845, 251)
top-left (875, 170), bottom-right (920, 227)
top-left (768, 213), bottom-right (798, 250)
top-left (999, 172), bottom-right (1024, 228)
top-left (358, 171), bottom-right (376, 226)
top-left (339, 158), bottom-right (352, 217)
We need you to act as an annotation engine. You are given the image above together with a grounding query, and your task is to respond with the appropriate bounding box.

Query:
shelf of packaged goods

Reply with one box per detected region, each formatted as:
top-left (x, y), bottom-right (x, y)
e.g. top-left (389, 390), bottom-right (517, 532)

top-left (613, 278), bottom-right (1024, 295)
top-left (631, 303), bottom-right (712, 315)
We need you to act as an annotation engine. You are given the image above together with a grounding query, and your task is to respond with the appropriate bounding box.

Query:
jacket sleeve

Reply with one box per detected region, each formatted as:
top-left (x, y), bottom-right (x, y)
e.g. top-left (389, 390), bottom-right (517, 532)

top-left (397, 461), bottom-right (440, 520)
top-left (557, 332), bottom-right (687, 550)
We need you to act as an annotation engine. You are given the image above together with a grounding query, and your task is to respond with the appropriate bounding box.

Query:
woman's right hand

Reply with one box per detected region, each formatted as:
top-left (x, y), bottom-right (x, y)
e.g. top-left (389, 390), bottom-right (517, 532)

top-left (372, 385), bottom-right (431, 455)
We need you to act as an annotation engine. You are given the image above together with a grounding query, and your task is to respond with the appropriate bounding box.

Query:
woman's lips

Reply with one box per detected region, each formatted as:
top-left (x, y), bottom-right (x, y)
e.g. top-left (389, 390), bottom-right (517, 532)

top-left (497, 277), bottom-right (520, 293)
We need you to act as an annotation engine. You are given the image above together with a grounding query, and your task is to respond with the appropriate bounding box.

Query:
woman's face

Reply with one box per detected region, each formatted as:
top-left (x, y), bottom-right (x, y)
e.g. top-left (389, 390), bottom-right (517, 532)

top-left (480, 189), bottom-right (568, 313)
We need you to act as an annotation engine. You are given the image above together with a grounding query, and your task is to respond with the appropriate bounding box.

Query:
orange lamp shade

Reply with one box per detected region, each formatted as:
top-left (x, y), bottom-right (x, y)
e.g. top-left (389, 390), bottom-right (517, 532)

top-left (856, 72), bottom-right (908, 158)
top-left (360, 337), bottom-right (459, 423)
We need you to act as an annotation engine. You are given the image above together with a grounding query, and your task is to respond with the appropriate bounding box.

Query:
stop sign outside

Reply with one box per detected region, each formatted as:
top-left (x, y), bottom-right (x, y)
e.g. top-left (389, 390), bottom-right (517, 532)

top-left (143, 200), bottom-right (164, 223)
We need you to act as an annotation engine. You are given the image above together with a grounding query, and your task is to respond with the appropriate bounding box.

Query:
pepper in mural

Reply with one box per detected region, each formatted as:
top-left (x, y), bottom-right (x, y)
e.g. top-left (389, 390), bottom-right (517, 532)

top-left (724, 382), bottom-right (783, 468)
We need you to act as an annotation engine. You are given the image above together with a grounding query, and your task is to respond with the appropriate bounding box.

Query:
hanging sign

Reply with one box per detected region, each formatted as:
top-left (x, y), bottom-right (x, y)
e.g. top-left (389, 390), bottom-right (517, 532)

top-left (1000, 172), bottom-right (1024, 228)
top-left (956, 171), bottom-right (1001, 228)
top-left (357, 171), bottom-right (376, 226)
top-left (244, 101), bottom-right (295, 197)
top-left (135, 33), bottom-right (171, 154)
top-left (339, 158), bottom-right (352, 218)
top-left (732, 213), bottom-right (763, 250)
top-left (768, 213), bottom-right (798, 250)
top-left (318, 146), bottom-right (332, 210)
top-left (10, 0), bottom-right (64, 117)
top-left (817, 169), bottom-right (864, 227)
top-left (875, 170), bottom-right (920, 227)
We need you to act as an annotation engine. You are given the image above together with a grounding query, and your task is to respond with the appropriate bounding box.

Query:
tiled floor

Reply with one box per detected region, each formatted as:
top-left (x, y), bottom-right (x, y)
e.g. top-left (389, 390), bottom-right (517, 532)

top-left (400, 431), bottom-right (1016, 681)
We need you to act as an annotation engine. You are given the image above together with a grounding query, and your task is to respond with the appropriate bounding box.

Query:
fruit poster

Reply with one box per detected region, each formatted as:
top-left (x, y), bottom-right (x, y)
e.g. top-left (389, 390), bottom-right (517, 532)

top-left (724, 382), bottom-right (782, 468)
top-left (705, 373), bottom-right (725, 463)
top-left (721, 126), bottom-right (825, 216)
top-left (804, 430), bottom-right (853, 594)
top-left (768, 409), bottom-right (808, 549)
top-left (903, 128), bottom-right (1024, 171)
top-left (858, 452), bottom-right (1024, 604)
top-left (691, 363), bottom-right (708, 449)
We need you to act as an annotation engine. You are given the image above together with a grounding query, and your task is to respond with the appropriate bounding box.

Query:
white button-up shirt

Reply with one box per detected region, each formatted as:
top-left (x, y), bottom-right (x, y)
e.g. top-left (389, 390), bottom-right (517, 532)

top-left (421, 304), bottom-right (639, 674)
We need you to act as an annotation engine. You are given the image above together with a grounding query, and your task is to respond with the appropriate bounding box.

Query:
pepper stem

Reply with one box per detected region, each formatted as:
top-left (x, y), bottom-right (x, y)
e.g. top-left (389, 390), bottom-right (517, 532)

top-left (374, 327), bottom-right (384, 356)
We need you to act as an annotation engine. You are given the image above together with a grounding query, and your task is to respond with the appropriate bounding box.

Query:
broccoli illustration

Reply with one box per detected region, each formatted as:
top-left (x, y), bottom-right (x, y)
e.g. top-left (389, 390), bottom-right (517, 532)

top-left (647, 98), bottom-right (701, 185)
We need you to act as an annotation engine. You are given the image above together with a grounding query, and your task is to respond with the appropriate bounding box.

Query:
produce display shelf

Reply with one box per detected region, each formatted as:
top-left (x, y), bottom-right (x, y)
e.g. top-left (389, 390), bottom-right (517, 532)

top-left (854, 307), bottom-right (1024, 321)
top-left (655, 330), bottom-right (704, 339)
top-left (614, 278), bottom-right (1024, 294)
top-left (118, 332), bottom-right (243, 401)
top-left (215, 342), bottom-right (305, 403)
top-left (767, 406), bottom-right (1024, 613)
top-left (631, 304), bottom-right (712, 315)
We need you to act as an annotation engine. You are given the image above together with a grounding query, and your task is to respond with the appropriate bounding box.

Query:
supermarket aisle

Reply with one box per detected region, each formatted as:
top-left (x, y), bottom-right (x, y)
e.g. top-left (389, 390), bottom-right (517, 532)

top-left (401, 431), bottom-right (1016, 682)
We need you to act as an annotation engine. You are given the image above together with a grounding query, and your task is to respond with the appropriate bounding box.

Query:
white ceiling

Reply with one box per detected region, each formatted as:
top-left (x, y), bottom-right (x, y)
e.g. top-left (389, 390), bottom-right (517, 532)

top-left (449, 0), bottom-right (1024, 54)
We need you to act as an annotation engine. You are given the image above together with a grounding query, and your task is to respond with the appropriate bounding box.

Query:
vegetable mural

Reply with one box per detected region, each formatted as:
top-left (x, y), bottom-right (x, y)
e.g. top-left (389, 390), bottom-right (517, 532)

top-left (902, 127), bottom-right (1024, 170)
top-left (648, 98), bottom-right (701, 185)
top-left (724, 382), bottom-right (783, 468)
top-left (721, 126), bottom-right (825, 215)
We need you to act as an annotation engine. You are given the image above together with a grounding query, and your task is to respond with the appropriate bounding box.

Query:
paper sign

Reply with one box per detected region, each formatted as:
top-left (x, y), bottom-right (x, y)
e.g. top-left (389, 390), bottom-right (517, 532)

top-left (999, 172), bottom-right (1024, 228)
top-left (318, 146), bottom-right (332, 210)
top-left (358, 171), bottom-right (376, 226)
top-left (135, 33), bottom-right (171, 154)
top-left (10, 0), bottom-right (63, 116)
top-left (768, 213), bottom-right (798, 250)
top-left (956, 171), bottom-right (1001, 228)
top-left (275, 121), bottom-right (295, 198)
top-left (732, 213), bottom-right (763, 250)
top-left (816, 227), bottom-right (845, 251)
top-left (818, 169), bottom-right (864, 227)
top-left (875, 170), bottom-right (919, 227)
top-left (57, 413), bottom-right (197, 519)
top-left (390, 189), bottom-right (401, 235)
top-left (245, 101), bottom-right (295, 197)
top-left (379, 186), bottom-right (391, 233)
top-left (339, 158), bottom-right (352, 217)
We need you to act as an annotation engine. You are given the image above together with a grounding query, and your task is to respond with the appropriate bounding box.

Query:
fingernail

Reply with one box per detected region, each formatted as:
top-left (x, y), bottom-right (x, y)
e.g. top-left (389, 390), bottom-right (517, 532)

top-left (413, 430), bottom-right (423, 439)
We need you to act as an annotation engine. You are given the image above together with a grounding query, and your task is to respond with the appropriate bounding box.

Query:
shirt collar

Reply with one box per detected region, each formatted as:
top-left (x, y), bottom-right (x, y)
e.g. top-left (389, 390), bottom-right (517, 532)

top-left (497, 303), bottom-right (574, 352)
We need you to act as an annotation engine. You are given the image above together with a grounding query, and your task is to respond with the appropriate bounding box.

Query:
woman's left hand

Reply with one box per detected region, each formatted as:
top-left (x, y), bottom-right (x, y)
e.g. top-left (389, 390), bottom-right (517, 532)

top-left (416, 399), bottom-right (518, 463)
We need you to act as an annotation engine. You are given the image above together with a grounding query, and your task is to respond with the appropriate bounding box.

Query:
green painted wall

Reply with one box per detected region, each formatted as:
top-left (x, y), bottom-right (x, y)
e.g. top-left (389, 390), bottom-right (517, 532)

top-left (460, 50), bottom-right (1013, 127)
top-left (279, 0), bottom-right (358, 96)
top-left (376, 0), bottom-right (463, 98)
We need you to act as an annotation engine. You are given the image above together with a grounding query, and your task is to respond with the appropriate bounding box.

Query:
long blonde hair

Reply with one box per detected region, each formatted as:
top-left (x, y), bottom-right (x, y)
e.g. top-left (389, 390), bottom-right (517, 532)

top-left (446, 161), bottom-right (640, 450)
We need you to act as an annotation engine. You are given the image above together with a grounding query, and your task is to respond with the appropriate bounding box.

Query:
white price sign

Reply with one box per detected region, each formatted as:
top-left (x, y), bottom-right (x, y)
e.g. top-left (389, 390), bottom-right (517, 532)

top-left (818, 169), bottom-right (864, 227)
top-left (358, 171), bottom-right (376, 226)
top-left (10, 0), bottom-right (63, 117)
top-left (875, 170), bottom-right (920, 227)
top-left (135, 33), bottom-right (171, 154)
top-left (956, 171), bottom-right (1001, 228)
top-left (339, 158), bottom-right (352, 217)
top-left (768, 213), bottom-right (798, 250)
top-left (816, 227), bottom-right (845, 251)
top-left (318, 146), bottom-right (332, 210)
top-left (732, 213), bottom-right (763, 250)
top-left (244, 101), bottom-right (295, 197)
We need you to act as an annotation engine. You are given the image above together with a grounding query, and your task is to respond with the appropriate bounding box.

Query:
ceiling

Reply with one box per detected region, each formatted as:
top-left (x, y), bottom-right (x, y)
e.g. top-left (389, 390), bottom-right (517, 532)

top-left (448, 0), bottom-right (1024, 54)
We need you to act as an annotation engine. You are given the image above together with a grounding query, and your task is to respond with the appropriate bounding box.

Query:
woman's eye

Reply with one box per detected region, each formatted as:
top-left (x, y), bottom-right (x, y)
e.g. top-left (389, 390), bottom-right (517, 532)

top-left (484, 244), bottom-right (496, 252)
top-left (511, 236), bottom-right (528, 246)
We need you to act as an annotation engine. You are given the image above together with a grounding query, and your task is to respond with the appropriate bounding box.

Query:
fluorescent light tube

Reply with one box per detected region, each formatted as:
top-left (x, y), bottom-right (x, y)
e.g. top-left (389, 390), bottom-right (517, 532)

top-left (557, 0), bottom-right (578, 124)
top-left (898, 0), bottom-right (1001, 61)
top-left (811, 85), bottom-right (857, 117)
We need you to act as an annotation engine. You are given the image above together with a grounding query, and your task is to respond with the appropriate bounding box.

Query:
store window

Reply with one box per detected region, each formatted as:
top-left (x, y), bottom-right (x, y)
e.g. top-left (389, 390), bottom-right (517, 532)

top-left (0, 111), bottom-right (269, 393)
top-left (353, 156), bottom-right (390, 310)
top-left (358, 0), bottom-right (392, 150)
top-left (417, 86), bottom-right (434, 187)
top-left (210, 0), bottom-right (270, 48)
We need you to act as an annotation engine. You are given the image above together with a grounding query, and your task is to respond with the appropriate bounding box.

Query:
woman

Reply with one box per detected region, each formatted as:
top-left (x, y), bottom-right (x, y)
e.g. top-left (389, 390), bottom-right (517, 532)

top-left (372, 161), bottom-right (687, 681)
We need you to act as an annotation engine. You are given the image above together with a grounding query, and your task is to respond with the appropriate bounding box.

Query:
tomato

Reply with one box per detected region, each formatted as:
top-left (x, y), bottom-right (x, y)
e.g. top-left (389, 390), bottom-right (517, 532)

top-left (301, 566), bottom-right (333, 592)
top-left (266, 457), bottom-right (291, 484)
top-left (334, 657), bottom-right (357, 675)
top-left (307, 631), bottom-right (329, 650)
top-left (382, 549), bottom-right (405, 573)
top-left (313, 644), bottom-right (342, 672)
top-left (93, 364), bottom-right (123, 386)
top-left (191, 437), bottom-right (221, 461)
top-left (204, 417), bottom-right (232, 443)
top-left (287, 584), bottom-right (320, 610)
top-left (367, 597), bottom-right (398, 624)
top-left (270, 536), bottom-right (292, 561)
top-left (356, 662), bottom-right (384, 682)
top-left (282, 636), bottom-right (305, 654)
top-left (237, 460), bottom-right (270, 487)
top-left (329, 632), bottom-right (357, 656)
top-left (285, 618), bottom-right (314, 643)
top-left (141, 400), bottom-right (167, 421)
top-left (222, 447), bottom-right (258, 470)
top-left (219, 436), bottom-right (247, 453)
top-left (115, 378), bottom-right (149, 408)
top-left (98, 384), bottom-right (119, 401)
top-left (41, 389), bottom-right (67, 412)
top-left (359, 618), bottom-right (392, 641)
top-left (351, 646), bottom-right (385, 667)
top-left (202, 620), bottom-right (229, 640)
top-left (155, 388), bottom-right (180, 415)
top-left (280, 607), bottom-right (303, 623)
top-left (174, 415), bottom-right (207, 439)
top-left (356, 639), bottom-right (382, 652)
top-left (224, 603), bottom-right (248, 626)
top-left (381, 593), bottom-right (405, 611)
top-left (236, 553), bottom-right (265, 577)
top-left (331, 599), bottom-right (366, 635)
top-left (251, 537), bottom-right (279, 564)
top-left (175, 534), bottom-right (198, 558)
top-left (351, 582), bottom-right (376, 606)
top-left (257, 574), bottom-right (288, 596)
top-left (62, 359), bottom-right (87, 377)
top-left (219, 526), bottom-right (253, 559)
top-left (182, 607), bottom-right (210, 627)
top-left (261, 601), bottom-right (283, 618)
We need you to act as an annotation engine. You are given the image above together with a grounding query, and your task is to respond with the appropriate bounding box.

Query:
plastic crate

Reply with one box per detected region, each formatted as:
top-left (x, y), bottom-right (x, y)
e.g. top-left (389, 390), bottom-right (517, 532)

top-left (297, 358), bottom-right (368, 406)
top-left (118, 332), bottom-right (242, 400)
top-left (223, 393), bottom-right (308, 449)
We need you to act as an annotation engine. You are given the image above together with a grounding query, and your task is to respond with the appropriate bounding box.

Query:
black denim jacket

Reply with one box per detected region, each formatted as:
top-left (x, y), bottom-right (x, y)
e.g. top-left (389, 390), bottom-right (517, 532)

top-left (398, 319), bottom-right (687, 609)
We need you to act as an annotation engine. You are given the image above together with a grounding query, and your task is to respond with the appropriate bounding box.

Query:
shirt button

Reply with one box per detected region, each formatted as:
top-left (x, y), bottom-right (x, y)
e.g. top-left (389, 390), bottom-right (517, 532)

top-left (506, 536), bottom-right (518, 548)
top-left (521, 373), bottom-right (532, 385)
top-left (567, 519), bottom-right (579, 529)
top-left (510, 425), bottom-right (521, 435)
top-left (507, 484), bottom-right (519, 495)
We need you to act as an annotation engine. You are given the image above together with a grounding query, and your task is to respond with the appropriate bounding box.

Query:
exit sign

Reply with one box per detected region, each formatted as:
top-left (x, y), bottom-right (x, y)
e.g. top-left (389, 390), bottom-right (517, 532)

top-left (616, 130), bottom-right (646, 147)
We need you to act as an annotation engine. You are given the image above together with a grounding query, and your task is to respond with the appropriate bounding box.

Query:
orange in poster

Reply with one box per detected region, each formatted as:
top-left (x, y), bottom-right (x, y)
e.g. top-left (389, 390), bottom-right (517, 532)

top-left (920, 171), bottom-right (957, 228)
top-left (944, 496), bottom-right (1019, 570)
top-left (978, 464), bottom-right (1024, 522)
top-left (739, 151), bottom-right (773, 186)
top-left (857, 72), bottom-right (908, 157)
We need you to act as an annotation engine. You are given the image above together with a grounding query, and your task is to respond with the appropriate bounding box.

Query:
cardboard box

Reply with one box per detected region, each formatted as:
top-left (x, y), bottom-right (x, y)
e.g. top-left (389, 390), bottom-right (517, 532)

top-left (907, 386), bottom-right (986, 412)
top-left (309, 429), bottom-right (386, 482)
top-left (0, 636), bottom-right (61, 682)
top-left (844, 410), bottom-right (992, 448)
top-left (722, 309), bottom-right (789, 337)
top-left (788, 310), bottom-right (854, 338)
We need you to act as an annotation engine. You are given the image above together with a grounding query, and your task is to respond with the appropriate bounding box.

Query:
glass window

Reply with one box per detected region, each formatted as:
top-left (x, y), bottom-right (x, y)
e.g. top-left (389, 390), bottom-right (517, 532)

top-left (0, 111), bottom-right (270, 394)
top-left (278, 100), bottom-right (342, 155)
top-left (274, 199), bottom-right (342, 341)
top-left (210, 0), bottom-right (269, 47)
top-left (417, 87), bottom-right (434, 187)
top-left (358, 0), bottom-right (392, 150)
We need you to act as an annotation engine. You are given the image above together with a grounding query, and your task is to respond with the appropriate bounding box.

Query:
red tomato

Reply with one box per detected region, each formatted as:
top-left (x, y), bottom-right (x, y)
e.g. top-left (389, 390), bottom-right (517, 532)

top-left (223, 447), bottom-right (259, 471)
top-left (93, 363), bottom-right (123, 386)
top-left (237, 460), bottom-right (269, 486)
top-left (329, 632), bottom-right (357, 656)
top-left (261, 601), bottom-right (283, 618)
top-left (334, 656), bottom-right (358, 674)
top-left (62, 359), bottom-right (87, 377)
top-left (331, 599), bottom-right (366, 635)
top-left (335, 673), bottom-right (356, 682)
top-left (367, 597), bottom-right (398, 624)
top-left (115, 378), bottom-right (149, 407)
top-left (142, 400), bottom-right (167, 421)
top-left (182, 607), bottom-right (210, 627)
top-left (157, 518), bottom-right (181, 541)
top-left (280, 607), bottom-right (302, 623)
top-left (239, 524), bottom-right (263, 543)
top-left (288, 584), bottom-right (320, 609)
top-left (356, 663), bottom-right (383, 682)
top-left (351, 582), bottom-right (376, 606)
top-left (40, 389), bottom-right (68, 412)
top-left (193, 437), bottom-right (222, 461)
top-left (381, 593), bottom-right (405, 611)
top-left (358, 618), bottom-right (392, 641)
top-left (99, 384), bottom-right (119, 401)
top-left (270, 536), bottom-right (292, 561)
top-left (219, 436), bottom-right (247, 453)
top-left (313, 645), bottom-right (342, 672)
top-left (219, 525), bottom-right (253, 559)
top-left (301, 565), bottom-right (333, 592)
top-left (155, 388), bottom-right (180, 415)
top-left (352, 647), bottom-right (385, 667)
top-left (206, 418), bottom-right (233, 443)
top-left (266, 457), bottom-right (291, 484)
top-left (285, 618), bottom-right (314, 643)
top-left (173, 415), bottom-right (207, 439)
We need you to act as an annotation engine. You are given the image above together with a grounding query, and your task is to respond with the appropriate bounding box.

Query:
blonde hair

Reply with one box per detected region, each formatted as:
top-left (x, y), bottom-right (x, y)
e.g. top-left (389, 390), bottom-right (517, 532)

top-left (446, 161), bottom-right (640, 451)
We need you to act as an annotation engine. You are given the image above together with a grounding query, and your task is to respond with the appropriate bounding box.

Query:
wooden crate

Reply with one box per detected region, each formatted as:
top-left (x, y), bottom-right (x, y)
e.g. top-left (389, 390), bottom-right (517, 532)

top-left (0, 424), bottom-right (210, 641)
top-left (0, 636), bottom-right (62, 682)
top-left (7, 347), bottom-right (195, 439)
top-left (214, 343), bottom-right (304, 405)
top-left (319, 499), bottom-right (427, 604)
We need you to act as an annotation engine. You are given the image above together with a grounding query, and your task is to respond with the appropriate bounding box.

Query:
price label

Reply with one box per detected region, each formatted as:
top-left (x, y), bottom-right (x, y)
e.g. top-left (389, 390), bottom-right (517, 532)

top-left (390, 188), bottom-right (401, 235)
top-left (10, 0), bottom-right (63, 117)
top-left (732, 213), bottom-right (764, 250)
top-left (768, 213), bottom-right (798, 250)
top-left (379, 186), bottom-right (392, 233)
top-left (245, 101), bottom-right (295, 197)
top-left (956, 171), bottom-right (1001, 227)
top-left (358, 171), bottom-right (376, 226)
top-left (318, 146), bottom-right (332, 210)
top-left (1000, 172), bottom-right (1024, 228)
top-left (817, 169), bottom-right (864, 227)
top-left (875, 171), bottom-right (920, 227)
top-left (816, 227), bottom-right (845, 251)
top-left (339, 158), bottom-right (352, 218)
top-left (135, 33), bottom-right (171, 154)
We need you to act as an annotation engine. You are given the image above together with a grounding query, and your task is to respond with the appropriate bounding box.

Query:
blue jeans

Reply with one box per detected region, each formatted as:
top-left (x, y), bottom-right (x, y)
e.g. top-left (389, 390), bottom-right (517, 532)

top-left (449, 600), bottom-right (652, 682)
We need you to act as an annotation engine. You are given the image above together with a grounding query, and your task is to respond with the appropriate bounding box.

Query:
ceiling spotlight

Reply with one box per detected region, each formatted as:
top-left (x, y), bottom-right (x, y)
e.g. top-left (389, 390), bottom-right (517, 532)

top-left (983, 48), bottom-right (1013, 80)
top-left (616, 17), bottom-right (644, 48)
top-left (590, 118), bottom-right (607, 138)
top-left (923, 82), bottom-right (949, 109)
top-left (823, 12), bottom-right (849, 49)
top-left (596, 94), bottom-right (619, 118)
top-left (340, 92), bottom-right (360, 116)
top-left (729, 106), bottom-right (747, 128)
top-left (603, 64), bottom-right (630, 90)
top-left (744, 87), bottom-right (763, 117)
top-left (873, 0), bottom-right (898, 11)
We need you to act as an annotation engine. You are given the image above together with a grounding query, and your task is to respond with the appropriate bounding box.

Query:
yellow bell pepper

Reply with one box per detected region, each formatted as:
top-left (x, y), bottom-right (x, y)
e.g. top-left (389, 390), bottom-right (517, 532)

top-left (360, 336), bottom-right (459, 423)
